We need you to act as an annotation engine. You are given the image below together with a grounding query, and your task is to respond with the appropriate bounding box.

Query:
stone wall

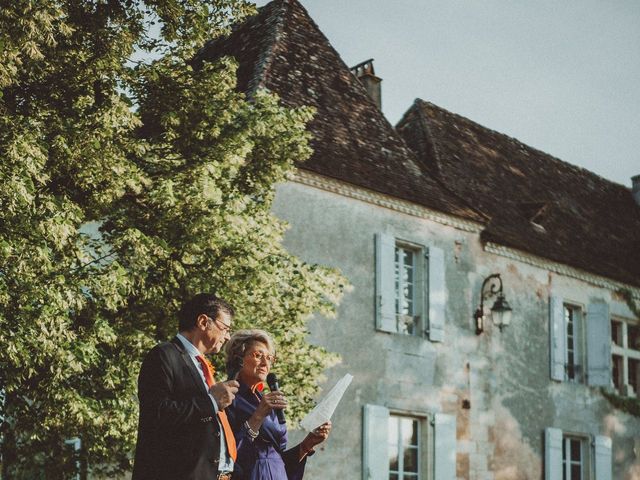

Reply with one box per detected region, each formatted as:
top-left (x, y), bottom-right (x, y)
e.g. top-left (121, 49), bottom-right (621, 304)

top-left (273, 176), bottom-right (640, 480)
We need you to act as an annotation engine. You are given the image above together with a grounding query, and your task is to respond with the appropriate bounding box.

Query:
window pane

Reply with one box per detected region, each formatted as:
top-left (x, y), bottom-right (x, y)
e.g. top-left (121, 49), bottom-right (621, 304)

top-left (570, 439), bottom-right (581, 461)
top-left (613, 354), bottom-right (624, 392)
top-left (403, 447), bottom-right (418, 473)
top-left (402, 250), bottom-right (414, 316)
top-left (389, 474), bottom-right (398, 480)
top-left (400, 417), bottom-right (416, 447)
top-left (403, 249), bottom-right (413, 267)
top-left (629, 358), bottom-right (640, 397)
top-left (388, 442), bottom-right (399, 471)
top-left (611, 320), bottom-right (623, 346)
top-left (388, 416), bottom-right (399, 471)
top-left (564, 305), bottom-right (585, 383)
top-left (409, 419), bottom-right (418, 446)
top-left (388, 416), bottom-right (398, 444)
top-left (395, 247), bottom-right (415, 318)
top-left (571, 464), bottom-right (582, 480)
top-left (629, 324), bottom-right (640, 351)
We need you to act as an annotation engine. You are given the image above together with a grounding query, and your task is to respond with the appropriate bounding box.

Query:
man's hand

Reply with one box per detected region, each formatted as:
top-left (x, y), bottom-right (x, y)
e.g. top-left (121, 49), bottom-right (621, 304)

top-left (210, 380), bottom-right (239, 410)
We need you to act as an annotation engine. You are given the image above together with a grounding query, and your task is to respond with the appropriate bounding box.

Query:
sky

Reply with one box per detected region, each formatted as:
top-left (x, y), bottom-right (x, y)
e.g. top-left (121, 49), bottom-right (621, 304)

top-left (254, 0), bottom-right (640, 187)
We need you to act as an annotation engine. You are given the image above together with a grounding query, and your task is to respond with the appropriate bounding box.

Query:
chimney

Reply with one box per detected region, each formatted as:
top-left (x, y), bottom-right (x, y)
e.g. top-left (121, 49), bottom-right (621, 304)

top-left (633, 175), bottom-right (640, 206)
top-left (350, 59), bottom-right (382, 110)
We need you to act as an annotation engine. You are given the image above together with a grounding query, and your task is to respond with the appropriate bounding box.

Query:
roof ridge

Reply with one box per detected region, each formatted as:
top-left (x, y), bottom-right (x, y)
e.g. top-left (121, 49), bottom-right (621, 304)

top-left (410, 100), bottom-right (490, 222)
top-left (271, 1), bottom-right (425, 169)
top-left (250, 0), bottom-right (289, 93)
top-left (281, 1), bottom-right (408, 134)
top-left (414, 98), bottom-right (632, 192)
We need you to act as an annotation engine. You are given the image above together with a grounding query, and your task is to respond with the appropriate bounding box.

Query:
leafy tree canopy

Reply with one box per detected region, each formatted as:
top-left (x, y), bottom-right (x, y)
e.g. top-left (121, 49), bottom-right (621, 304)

top-left (0, 1), bottom-right (346, 477)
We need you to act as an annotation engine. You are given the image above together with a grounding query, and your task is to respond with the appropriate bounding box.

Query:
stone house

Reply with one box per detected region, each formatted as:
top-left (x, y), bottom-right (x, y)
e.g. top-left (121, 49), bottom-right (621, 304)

top-left (197, 1), bottom-right (640, 479)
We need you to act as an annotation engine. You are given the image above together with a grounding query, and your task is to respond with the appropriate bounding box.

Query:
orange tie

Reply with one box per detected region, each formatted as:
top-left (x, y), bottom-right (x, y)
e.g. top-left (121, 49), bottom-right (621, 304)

top-left (196, 355), bottom-right (237, 461)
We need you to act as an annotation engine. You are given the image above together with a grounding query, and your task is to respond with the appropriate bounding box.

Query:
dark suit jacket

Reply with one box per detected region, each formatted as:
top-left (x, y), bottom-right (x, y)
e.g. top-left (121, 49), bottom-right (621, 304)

top-left (132, 337), bottom-right (222, 480)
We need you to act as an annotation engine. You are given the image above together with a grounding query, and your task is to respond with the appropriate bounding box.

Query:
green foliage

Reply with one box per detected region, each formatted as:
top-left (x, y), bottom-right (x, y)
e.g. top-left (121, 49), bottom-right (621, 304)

top-left (618, 288), bottom-right (640, 319)
top-left (601, 388), bottom-right (640, 418)
top-left (0, 1), bottom-right (346, 477)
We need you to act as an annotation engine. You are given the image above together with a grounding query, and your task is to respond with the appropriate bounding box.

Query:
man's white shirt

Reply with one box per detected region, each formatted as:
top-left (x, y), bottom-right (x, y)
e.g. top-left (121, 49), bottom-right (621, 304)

top-left (176, 333), bottom-right (233, 473)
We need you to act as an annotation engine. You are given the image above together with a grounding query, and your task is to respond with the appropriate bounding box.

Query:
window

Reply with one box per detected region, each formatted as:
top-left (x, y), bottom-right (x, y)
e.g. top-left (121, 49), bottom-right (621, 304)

top-left (564, 305), bottom-right (584, 383)
top-left (363, 405), bottom-right (455, 480)
top-left (611, 318), bottom-right (640, 397)
top-left (545, 429), bottom-right (611, 480)
top-left (375, 233), bottom-right (445, 341)
top-left (562, 436), bottom-right (585, 480)
top-left (395, 245), bottom-right (420, 335)
top-left (388, 415), bottom-right (420, 480)
top-left (550, 298), bottom-right (596, 384)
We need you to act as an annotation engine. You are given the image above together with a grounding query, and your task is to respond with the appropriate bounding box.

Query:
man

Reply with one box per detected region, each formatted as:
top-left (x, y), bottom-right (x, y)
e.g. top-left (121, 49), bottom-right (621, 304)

top-left (132, 293), bottom-right (240, 480)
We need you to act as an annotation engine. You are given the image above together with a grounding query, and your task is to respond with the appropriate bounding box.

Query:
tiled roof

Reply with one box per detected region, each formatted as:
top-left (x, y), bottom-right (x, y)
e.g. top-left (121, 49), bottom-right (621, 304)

top-left (397, 99), bottom-right (640, 287)
top-left (195, 0), bottom-right (483, 222)
top-left (196, 0), bottom-right (639, 287)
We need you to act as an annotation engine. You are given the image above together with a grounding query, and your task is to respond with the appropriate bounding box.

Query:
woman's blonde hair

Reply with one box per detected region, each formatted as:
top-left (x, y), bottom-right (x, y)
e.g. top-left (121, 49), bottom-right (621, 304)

top-left (225, 329), bottom-right (276, 371)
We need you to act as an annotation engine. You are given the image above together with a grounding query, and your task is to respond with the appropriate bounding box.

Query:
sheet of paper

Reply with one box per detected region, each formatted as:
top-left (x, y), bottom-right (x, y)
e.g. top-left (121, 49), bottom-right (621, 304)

top-left (300, 373), bottom-right (353, 432)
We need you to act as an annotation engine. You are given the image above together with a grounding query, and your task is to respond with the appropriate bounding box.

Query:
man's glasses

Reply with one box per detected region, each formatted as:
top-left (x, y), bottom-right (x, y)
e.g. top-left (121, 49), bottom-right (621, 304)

top-left (206, 316), bottom-right (233, 334)
top-left (247, 350), bottom-right (276, 365)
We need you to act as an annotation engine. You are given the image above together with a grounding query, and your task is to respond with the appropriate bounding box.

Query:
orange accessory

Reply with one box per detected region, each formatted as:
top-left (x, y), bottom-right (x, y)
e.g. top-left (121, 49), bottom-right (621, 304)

top-left (196, 355), bottom-right (237, 461)
top-left (251, 382), bottom-right (265, 394)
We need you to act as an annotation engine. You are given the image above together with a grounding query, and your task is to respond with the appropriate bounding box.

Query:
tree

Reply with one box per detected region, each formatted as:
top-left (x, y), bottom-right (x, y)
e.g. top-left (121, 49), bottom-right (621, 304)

top-left (0, 1), bottom-right (346, 477)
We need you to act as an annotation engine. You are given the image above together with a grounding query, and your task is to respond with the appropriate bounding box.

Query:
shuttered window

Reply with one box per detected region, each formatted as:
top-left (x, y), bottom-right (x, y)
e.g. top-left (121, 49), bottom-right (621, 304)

top-left (564, 304), bottom-right (585, 383)
top-left (552, 299), bottom-right (615, 386)
top-left (395, 245), bottom-right (418, 335)
top-left (562, 436), bottom-right (585, 480)
top-left (375, 233), bottom-right (445, 341)
top-left (362, 405), bottom-right (456, 480)
top-left (388, 415), bottom-right (420, 480)
top-left (549, 298), bottom-right (591, 383)
top-left (544, 428), bottom-right (611, 480)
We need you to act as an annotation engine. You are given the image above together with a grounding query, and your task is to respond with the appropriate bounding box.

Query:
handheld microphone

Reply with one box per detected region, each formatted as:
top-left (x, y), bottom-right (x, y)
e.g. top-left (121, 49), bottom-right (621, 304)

top-left (266, 373), bottom-right (286, 424)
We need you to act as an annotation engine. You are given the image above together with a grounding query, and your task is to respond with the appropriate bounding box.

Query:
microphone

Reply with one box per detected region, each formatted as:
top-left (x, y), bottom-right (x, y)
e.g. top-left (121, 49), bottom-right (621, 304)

top-left (266, 373), bottom-right (286, 424)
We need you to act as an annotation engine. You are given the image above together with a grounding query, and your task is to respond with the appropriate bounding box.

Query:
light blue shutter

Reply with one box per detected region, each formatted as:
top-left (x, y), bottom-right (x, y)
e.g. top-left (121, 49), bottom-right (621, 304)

top-left (375, 233), bottom-right (396, 332)
top-left (586, 303), bottom-right (611, 386)
top-left (433, 413), bottom-right (456, 480)
top-left (362, 404), bottom-right (389, 480)
top-left (544, 428), bottom-right (562, 480)
top-left (594, 435), bottom-right (612, 480)
top-left (549, 296), bottom-right (566, 381)
top-left (428, 246), bottom-right (445, 342)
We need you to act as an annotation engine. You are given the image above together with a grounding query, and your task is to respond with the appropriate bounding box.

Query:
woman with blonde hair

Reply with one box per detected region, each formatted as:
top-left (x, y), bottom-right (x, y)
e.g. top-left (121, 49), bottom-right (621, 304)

top-left (224, 329), bottom-right (331, 480)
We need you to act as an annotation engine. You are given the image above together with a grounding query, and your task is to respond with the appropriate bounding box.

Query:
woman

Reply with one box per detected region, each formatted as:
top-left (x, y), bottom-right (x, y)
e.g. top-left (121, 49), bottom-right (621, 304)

top-left (225, 330), bottom-right (331, 480)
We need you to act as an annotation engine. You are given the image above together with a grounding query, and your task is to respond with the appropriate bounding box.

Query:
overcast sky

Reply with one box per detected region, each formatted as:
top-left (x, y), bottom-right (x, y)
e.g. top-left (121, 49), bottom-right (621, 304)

top-left (254, 0), bottom-right (639, 187)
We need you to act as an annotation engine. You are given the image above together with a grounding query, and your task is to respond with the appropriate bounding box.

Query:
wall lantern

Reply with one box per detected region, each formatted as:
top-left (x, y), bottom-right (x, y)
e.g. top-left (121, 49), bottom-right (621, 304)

top-left (474, 273), bottom-right (513, 335)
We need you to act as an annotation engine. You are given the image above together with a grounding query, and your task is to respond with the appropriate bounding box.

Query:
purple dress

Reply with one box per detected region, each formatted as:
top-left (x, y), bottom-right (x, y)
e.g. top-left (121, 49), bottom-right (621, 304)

top-left (227, 383), bottom-right (310, 480)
